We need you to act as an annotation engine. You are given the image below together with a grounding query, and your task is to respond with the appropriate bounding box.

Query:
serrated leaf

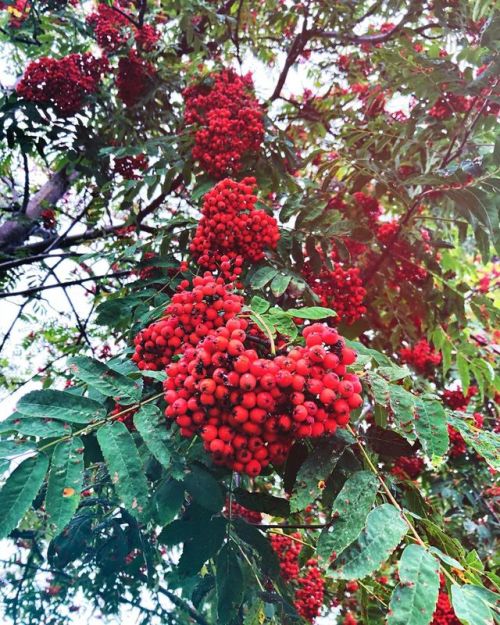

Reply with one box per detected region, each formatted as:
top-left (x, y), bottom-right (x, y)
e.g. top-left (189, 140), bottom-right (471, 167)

top-left (329, 504), bottom-right (408, 580)
top-left (0, 413), bottom-right (68, 438)
top-left (0, 440), bottom-right (36, 458)
top-left (154, 479), bottom-right (184, 525)
top-left (387, 544), bottom-right (440, 625)
top-left (318, 471), bottom-right (378, 565)
top-left (448, 415), bottom-right (500, 470)
top-left (45, 438), bottom-right (84, 534)
top-left (271, 273), bottom-right (292, 297)
top-left (285, 306), bottom-right (336, 319)
top-left (17, 390), bottom-right (105, 424)
top-left (389, 386), bottom-right (418, 442)
top-left (290, 438), bottom-right (344, 512)
top-left (178, 516), bottom-right (226, 576)
top-left (429, 547), bottom-right (464, 570)
top-left (184, 464), bottom-right (224, 512)
top-left (96, 422), bottom-right (149, 521)
top-left (456, 354), bottom-right (470, 395)
top-left (451, 584), bottom-right (496, 625)
top-left (414, 399), bottom-right (449, 458)
top-left (250, 266), bottom-right (278, 289)
top-left (133, 405), bottom-right (171, 468)
top-left (69, 356), bottom-right (142, 404)
top-left (216, 543), bottom-right (244, 623)
top-left (0, 454), bottom-right (49, 539)
top-left (250, 295), bottom-right (270, 314)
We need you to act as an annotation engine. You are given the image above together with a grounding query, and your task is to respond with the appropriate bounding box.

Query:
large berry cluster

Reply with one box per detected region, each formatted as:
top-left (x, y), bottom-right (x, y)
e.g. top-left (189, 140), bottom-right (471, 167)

top-left (270, 533), bottom-right (325, 622)
top-left (183, 69), bottom-right (264, 178)
top-left (376, 221), bottom-right (429, 285)
top-left (391, 455), bottom-right (425, 480)
top-left (16, 53), bottom-right (108, 115)
top-left (429, 93), bottom-right (471, 120)
top-left (140, 274), bottom-right (360, 475)
top-left (399, 338), bottom-right (441, 374)
top-left (189, 178), bottom-right (279, 270)
top-left (223, 498), bottom-right (262, 524)
top-left (443, 385), bottom-right (477, 411)
top-left (302, 258), bottom-right (367, 325)
top-left (116, 49), bottom-right (156, 107)
top-left (431, 578), bottom-right (461, 625)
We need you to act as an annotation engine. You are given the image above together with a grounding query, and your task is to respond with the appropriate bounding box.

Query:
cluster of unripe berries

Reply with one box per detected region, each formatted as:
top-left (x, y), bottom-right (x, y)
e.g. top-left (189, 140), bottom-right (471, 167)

top-left (190, 178), bottom-right (280, 270)
top-left (133, 272), bottom-right (360, 476)
top-left (16, 53), bottom-right (109, 115)
top-left (399, 338), bottom-right (441, 374)
top-left (270, 533), bottom-right (325, 622)
top-left (183, 69), bottom-right (264, 178)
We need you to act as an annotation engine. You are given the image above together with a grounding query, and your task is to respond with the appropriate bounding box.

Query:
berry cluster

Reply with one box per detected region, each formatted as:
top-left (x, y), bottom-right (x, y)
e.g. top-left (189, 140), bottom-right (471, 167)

top-left (270, 533), bottom-right (325, 622)
top-left (114, 153), bottom-right (148, 179)
top-left (137, 251), bottom-right (160, 280)
top-left (428, 93), bottom-right (471, 120)
top-left (189, 178), bottom-right (279, 270)
top-left (431, 578), bottom-right (461, 625)
top-left (40, 209), bottom-right (57, 229)
top-left (111, 403), bottom-right (137, 431)
top-left (87, 4), bottom-right (159, 53)
top-left (223, 498), bottom-right (262, 524)
top-left (16, 53), bottom-right (108, 115)
top-left (391, 455), bottom-right (425, 480)
top-left (442, 386), bottom-right (477, 411)
top-left (116, 49), bottom-right (156, 107)
top-left (302, 258), bottom-right (367, 325)
top-left (376, 221), bottom-right (429, 285)
top-left (183, 69), bottom-right (264, 178)
top-left (399, 338), bottom-right (441, 374)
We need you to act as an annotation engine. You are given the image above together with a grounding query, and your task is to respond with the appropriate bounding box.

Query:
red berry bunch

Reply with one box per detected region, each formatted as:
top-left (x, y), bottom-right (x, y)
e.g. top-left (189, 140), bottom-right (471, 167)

top-left (376, 221), bottom-right (429, 285)
top-left (114, 153), bottom-right (148, 179)
top-left (40, 209), bottom-right (57, 229)
top-left (164, 303), bottom-right (361, 475)
top-left (428, 93), bottom-right (471, 120)
top-left (87, 4), bottom-right (160, 52)
top-left (442, 386), bottom-right (478, 411)
top-left (183, 69), bottom-right (264, 178)
top-left (391, 456), bottom-right (425, 480)
top-left (16, 53), bottom-right (108, 115)
top-left (111, 403), bottom-right (137, 431)
top-left (431, 578), bottom-right (461, 625)
top-left (270, 533), bottom-right (325, 622)
top-left (137, 251), bottom-right (160, 280)
top-left (223, 498), bottom-right (262, 524)
top-left (116, 49), bottom-right (156, 107)
top-left (132, 273), bottom-right (245, 372)
top-left (399, 338), bottom-right (441, 374)
top-left (189, 178), bottom-right (280, 270)
top-left (302, 258), bottom-right (367, 325)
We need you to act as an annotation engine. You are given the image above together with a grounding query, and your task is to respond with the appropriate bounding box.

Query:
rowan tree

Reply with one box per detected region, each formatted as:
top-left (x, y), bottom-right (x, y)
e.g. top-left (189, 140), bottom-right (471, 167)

top-left (0, 1), bottom-right (498, 624)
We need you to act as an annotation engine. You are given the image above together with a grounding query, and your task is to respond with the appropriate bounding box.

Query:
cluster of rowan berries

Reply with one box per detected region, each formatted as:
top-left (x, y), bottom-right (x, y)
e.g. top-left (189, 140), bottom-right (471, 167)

top-left (16, 53), bottom-right (109, 115)
top-left (399, 338), bottom-right (442, 374)
top-left (114, 153), bottom-right (148, 179)
top-left (302, 258), bottom-right (367, 325)
top-left (137, 251), bottom-right (160, 280)
top-left (40, 209), bottom-right (57, 229)
top-left (390, 455), bottom-right (425, 480)
top-left (350, 83), bottom-right (386, 118)
top-left (111, 402), bottom-right (137, 431)
top-left (116, 49), bottom-right (156, 107)
top-left (183, 69), bottom-right (264, 178)
top-left (428, 93), bottom-right (471, 120)
top-left (163, 304), bottom-right (360, 475)
top-left (432, 578), bottom-right (461, 625)
top-left (328, 191), bottom-right (382, 225)
top-left (223, 499), bottom-right (262, 524)
top-left (442, 386), bottom-right (477, 411)
top-left (270, 533), bottom-right (325, 622)
top-left (87, 3), bottom-right (159, 53)
top-left (376, 221), bottom-right (429, 286)
top-left (189, 178), bottom-right (280, 270)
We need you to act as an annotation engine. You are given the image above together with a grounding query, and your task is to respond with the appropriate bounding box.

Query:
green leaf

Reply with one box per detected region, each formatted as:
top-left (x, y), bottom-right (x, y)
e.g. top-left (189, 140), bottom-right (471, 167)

top-left (285, 306), bottom-right (336, 319)
top-left (184, 464), bottom-right (225, 512)
top-left (0, 440), bottom-right (36, 458)
top-left (233, 489), bottom-right (290, 517)
top-left (216, 543), bottom-right (244, 624)
top-left (133, 405), bottom-right (171, 468)
top-left (250, 295), bottom-right (270, 314)
top-left (48, 511), bottom-right (93, 568)
top-left (17, 390), bottom-right (106, 424)
top-left (96, 422), bottom-right (149, 521)
top-left (250, 266), bottom-right (278, 289)
top-left (456, 354), bottom-right (470, 395)
top-left (447, 416), bottom-right (499, 470)
top-left (69, 356), bottom-right (142, 404)
top-left (429, 547), bottom-right (464, 570)
top-left (192, 180), bottom-right (214, 200)
top-left (329, 504), bottom-right (408, 580)
top-left (45, 438), bottom-right (84, 534)
top-left (271, 273), bottom-right (292, 297)
top-left (232, 518), bottom-right (280, 576)
top-left (178, 516), bottom-right (226, 576)
top-left (0, 454), bottom-right (49, 539)
top-left (414, 399), bottom-right (449, 458)
top-left (389, 386), bottom-right (417, 442)
top-left (290, 438), bottom-right (344, 512)
top-left (154, 479), bottom-right (184, 525)
top-left (451, 584), bottom-right (497, 625)
top-left (387, 544), bottom-right (440, 625)
top-left (0, 414), bottom-right (68, 438)
top-left (318, 471), bottom-right (379, 565)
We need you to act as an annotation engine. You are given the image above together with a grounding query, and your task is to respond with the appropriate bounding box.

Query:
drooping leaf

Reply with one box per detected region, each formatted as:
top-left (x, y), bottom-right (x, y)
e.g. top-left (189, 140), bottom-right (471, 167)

top-left (68, 356), bottom-right (142, 404)
top-left (329, 504), bottom-right (408, 580)
top-left (0, 413), bottom-right (68, 438)
top-left (17, 390), bottom-right (106, 424)
top-left (232, 518), bottom-right (280, 576)
top-left (0, 454), bottom-right (49, 539)
top-left (96, 422), bottom-right (149, 521)
top-left (451, 584), bottom-right (497, 625)
top-left (414, 399), bottom-right (449, 458)
top-left (184, 464), bottom-right (225, 512)
top-left (318, 471), bottom-right (378, 565)
top-left (233, 488), bottom-right (290, 517)
top-left (177, 516), bottom-right (226, 576)
top-left (387, 544), bottom-right (440, 625)
top-left (270, 273), bottom-right (292, 297)
top-left (45, 438), bottom-right (84, 533)
top-left (133, 404), bottom-right (171, 468)
top-left (216, 542), bottom-right (244, 624)
top-left (448, 415), bottom-right (500, 470)
top-left (250, 266), bottom-right (278, 289)
top-left (154, 479), bottom-right (184, 525)
top-left (48, 511), bottom-right (93, 568)
top-left (290, 438), bottom-right (344, 512)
